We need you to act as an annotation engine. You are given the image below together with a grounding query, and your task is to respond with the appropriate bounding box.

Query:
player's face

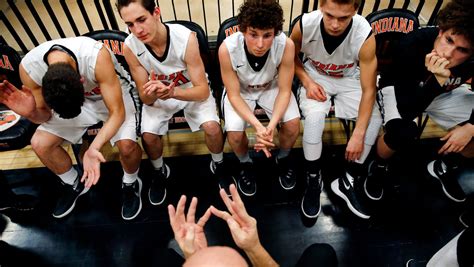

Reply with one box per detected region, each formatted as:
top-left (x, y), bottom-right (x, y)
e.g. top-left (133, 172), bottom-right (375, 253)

top-left (120, 2), bottom-right (160, 44)
top-left (320, 0), bottom-right (357, 36)
top-left (434, 29), bottom-right (473, 68)
top-left (243, 27), bottom-right (275, 57)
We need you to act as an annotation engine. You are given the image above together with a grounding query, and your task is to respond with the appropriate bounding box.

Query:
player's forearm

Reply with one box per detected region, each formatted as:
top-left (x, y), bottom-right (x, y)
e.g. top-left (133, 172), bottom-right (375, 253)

top-left (268, 89), bottom-right (291, 129)
top-left (173, 84), bottom-right (210, 102)
top-left (354, 89), bottom-right (375, 137)
top-left (27, 107), bottom-right (52, 124)
top-left (295, 61), bottom-right (314, 89)
top-left (89, 108), bottom-right (125, 151)
top-left (245, 243), bottom-right (279, 267)
top-left (228, 94), bottom-right (262, 129)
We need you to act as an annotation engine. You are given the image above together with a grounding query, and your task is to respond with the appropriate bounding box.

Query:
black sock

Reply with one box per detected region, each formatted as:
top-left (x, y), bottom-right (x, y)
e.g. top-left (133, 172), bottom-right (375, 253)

top-left (305, 159), bottom-right (321, 175)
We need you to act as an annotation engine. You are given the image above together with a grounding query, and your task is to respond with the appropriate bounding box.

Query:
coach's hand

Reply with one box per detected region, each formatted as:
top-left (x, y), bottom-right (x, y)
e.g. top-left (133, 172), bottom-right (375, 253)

top-left (0, 80), bottom-right (36, 117)
top-left (305, 80), bottom-right (327, 102)
top-left (168, 195), bottom-right (212, 259)
top-left (81, 147), bottom-right (106, 188)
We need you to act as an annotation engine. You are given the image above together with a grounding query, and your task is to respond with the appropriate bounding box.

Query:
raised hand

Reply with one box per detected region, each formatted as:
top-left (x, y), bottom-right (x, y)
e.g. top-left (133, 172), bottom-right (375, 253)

top-left (0, 80), bottom-right (37, 117)
top-left (81, 147), bottom-right (106, 188)
top-left (425, 50), bottom-right (451, 85)
top-left (210, 184), bottom-right (259, 251)
top-left (168, 195), bottom-right (212, 259)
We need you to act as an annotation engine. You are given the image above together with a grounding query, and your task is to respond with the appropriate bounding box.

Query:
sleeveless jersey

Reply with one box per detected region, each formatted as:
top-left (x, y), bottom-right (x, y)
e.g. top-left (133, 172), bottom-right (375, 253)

top-left (224, 31), bottom-right (286, 98)
top-left (21, 36), bottom-right (131, 101)
top-left (300, 10), bottom-right (371, 78)
top-left (125, 23), bottom-right (194, 89)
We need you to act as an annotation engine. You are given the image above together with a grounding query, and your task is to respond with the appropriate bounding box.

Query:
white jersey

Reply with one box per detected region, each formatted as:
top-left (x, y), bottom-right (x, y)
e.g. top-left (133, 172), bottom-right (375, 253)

top-left (125, 23), bottom-right (194, 91)
top-left (21, 36), bottom-right (132, 101)
top-left (300, 10), bottom-right (371, 79)
top-left (224, 31), bottom-right (286, 99)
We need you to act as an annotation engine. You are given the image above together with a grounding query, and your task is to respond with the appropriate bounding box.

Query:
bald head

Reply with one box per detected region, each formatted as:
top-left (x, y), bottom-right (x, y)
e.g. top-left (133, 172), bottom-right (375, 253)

top-left (183, 246), bottom-right (248, 267)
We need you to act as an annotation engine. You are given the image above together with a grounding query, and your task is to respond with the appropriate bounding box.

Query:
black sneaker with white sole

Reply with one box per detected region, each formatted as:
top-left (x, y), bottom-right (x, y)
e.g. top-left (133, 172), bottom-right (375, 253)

top-left (149, 164), bottom-right (170, 205)
top-left (121, 177), bottom-right (143, 220)
top-left (364, 160), bottom-right (386, 201)
top-left (331, 172), bottom-right (371, 219)
top-left (210, 160), bottom-right (236, 196)
top-left (427, 159), bottom-right (466, 202)
top-left (301, 171), bottom-right (323, 219)
top-left (52, 176), bottom-right (90, 218)
top-left (276, 156), bottom-right (296, 190)
top-left (237, 162), bottom-right (257, 197)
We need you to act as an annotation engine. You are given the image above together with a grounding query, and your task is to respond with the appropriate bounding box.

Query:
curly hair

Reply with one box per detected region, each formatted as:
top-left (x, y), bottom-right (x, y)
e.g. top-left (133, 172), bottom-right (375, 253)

top-left (320, 0), bottom-right (360, 9)
top-left (42, 63), bottom-right (84, 119)
top-left (437, 0), bottom-right (474, 48)
top-left (238, 0), bottom-right (284, 34)
top-left (116, 0), bottom-right (157, 14)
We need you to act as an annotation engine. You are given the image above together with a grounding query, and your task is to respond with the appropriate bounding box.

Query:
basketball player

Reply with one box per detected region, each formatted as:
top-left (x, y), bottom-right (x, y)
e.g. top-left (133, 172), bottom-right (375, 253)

top-left (290, 0), bottom-right (382, 219)
top-left (219, 0), bottom-right (300, 197)
top-left (0, 37), bottom-right (144, 220)
top-left (366, 0), bottom-right (474, 204)
top-left (116, 0), bottom-right (234, 199)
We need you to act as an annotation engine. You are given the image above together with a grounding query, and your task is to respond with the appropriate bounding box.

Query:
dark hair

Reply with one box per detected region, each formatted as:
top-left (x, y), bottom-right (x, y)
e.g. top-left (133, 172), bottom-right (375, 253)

top-left (116, 0), bottom-right (157, 14)
top-left (437, 0), bottom-right (474, 48)
top-left (42, 63), bottom-right (84, 119)
top-left (320, 0), bottom-right (360, 9)
top-left (238, 0), bottom-right (284, 34)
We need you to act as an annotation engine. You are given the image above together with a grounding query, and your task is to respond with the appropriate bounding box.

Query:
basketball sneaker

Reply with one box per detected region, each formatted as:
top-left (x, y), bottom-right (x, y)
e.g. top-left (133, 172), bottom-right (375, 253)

top-left (149, 164), bottom-right (170, 205)
top-left (276, 156), bottom-right (296, 190)
top-left (236, 162), bottom-right (257, 196)
top-left (364, 160), bottom-right (386, 201)
top-left (301, 171), bottom-right (323, 219)
top-left (427, 159), bottom-right (466, 202)
top-left (331, 172), bottom-right (370, 219)
top-left (121, 177), bottom-right (142, 220)
top-left (52, 175), bottom-right (90, 218)
top-left (210, 160), bottom-right (236, 196)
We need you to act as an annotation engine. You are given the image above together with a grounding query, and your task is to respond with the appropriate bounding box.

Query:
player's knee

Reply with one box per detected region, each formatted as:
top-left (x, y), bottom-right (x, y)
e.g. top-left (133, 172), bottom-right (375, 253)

top-left (227, 131), bottom-right (246, 146)
top-left (141, 132), bottom-right (160, 146)
top-left (383, 118), bottom-right (418, 151)
top-left (281, 118), bottom-right (300, 139)
top-left (201, 121), bottom-right (222, 138)
top-left (117, 139), bottom-right (140, 158)
top-left (303, 112), bottom-right (326, 144)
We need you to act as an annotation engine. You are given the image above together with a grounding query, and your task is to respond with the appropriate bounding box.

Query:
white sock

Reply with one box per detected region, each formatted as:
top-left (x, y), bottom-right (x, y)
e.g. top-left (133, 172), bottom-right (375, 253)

top-left (277, 148), bottom-right (291, 159)
top-left (236, 152), bottom-right (252, 163)
top-left (151, 157), bottom-right (164, 169)
top-left (58, 167), bottom-right (78, 185)
top-left (123, 168), bottom-right (139, 184)
top-left (303, 141), bottom-right (323, 161)
top-left (211, 152), bottom-right (224, 163)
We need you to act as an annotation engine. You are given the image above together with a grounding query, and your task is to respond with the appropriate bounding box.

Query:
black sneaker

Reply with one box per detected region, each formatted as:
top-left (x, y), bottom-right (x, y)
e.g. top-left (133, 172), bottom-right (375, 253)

top-left (149, 164), bottom-right (170, 205)
top-left (364, 160), bottom-right (386, 201)
top-left (210, 160), bottom-right (236, 196)
top-left (330, 172), bottom-right (371, 219)
top-left (427, 159), bottom-right (466, 202)
top-left (237, 162), bottom-right (257, 197)
top-left (301, 171), bottom-right (323, 219)
top-left (121, 177), bottom-right (143, 220)
top-left (276, 156), bottom-right (296, 190)
top-left (52, 177), bottom-right (90, 218)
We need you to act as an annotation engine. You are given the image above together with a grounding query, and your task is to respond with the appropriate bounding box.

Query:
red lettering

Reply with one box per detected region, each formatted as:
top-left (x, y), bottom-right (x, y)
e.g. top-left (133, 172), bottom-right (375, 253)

top-left (0, 55), bottom-right (13, 71)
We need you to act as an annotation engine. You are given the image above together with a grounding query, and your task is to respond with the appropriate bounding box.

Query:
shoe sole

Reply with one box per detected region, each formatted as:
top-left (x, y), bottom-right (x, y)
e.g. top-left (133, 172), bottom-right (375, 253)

top-left (238, 181), bottom-right (257, 197)
top-left (459, 212), bottom-right (470, 228)
top-left (427, 161), bottom-right (465, 203)
top-left (300, 182), bottom-right (323, 219)
top-left (52, 186), bottom-right (90, 219)
top-left (122, 178), bottom-right (143, 221)
top-left (330, 179), bottom-right (370, 219)
top-left (364, 161), bottom-right (383, 201)
top-left (279, 176), bottom-right (296, 190)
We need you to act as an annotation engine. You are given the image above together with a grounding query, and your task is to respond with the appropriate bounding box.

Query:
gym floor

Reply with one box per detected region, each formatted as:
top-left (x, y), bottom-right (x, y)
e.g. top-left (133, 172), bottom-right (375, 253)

top-left (1, 138), bottom-right (472, 266)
